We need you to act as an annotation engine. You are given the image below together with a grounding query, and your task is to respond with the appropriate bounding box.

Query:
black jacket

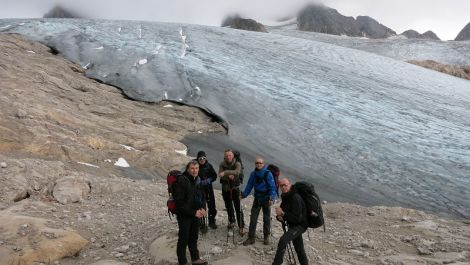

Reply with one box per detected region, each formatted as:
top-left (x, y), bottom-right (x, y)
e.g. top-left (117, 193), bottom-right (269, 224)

top-left (174, 172), bottom-right (204, 218)
top-left (198, 161), bottom-right (217, 184)
top-left (280, 187), bottom-right (308, 228)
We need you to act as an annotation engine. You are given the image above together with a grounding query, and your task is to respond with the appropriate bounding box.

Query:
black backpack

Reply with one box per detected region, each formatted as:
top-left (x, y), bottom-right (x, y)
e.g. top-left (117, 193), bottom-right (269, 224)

top-left (294, 181), bottom-right (325, 231)
top-left (233, 150), bottom-right (244, 184)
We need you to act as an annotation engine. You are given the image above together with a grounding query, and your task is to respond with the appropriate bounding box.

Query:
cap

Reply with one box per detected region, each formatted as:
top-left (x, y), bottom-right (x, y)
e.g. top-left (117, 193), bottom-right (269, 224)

top-left (197, 151), bottom-right (206, 158)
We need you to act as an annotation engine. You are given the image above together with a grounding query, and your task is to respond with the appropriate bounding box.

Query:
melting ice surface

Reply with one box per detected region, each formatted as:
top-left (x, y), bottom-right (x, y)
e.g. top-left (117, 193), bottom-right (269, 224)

top-left (2, 19), bottom-right (469, 218)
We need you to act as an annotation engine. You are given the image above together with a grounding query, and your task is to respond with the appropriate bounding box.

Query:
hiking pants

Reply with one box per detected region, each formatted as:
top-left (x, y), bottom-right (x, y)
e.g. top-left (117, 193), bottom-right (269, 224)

top-left (222, 188), bottom-right (244, 228)
top-left (176, 215), bottom-right (200, 265)
top-left (248, 199), bottom-right (271, 238)
top-left (206, 185), bottom-right (217, 224)
top-left (272, 225), bottom-right (308, 265)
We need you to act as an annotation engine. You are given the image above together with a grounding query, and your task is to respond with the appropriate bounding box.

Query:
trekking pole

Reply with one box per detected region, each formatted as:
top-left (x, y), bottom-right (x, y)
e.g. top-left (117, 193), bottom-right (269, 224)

top-left (201, 226), bottom-right (211, 265)
top-left (282, 221), bottom-right (297, 265)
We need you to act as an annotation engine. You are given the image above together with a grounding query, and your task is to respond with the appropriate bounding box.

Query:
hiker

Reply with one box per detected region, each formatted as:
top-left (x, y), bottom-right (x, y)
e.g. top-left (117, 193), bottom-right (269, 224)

top-left (272, 178), bottom-right (309, 265)
top-left (196, 150), bottom-right (218, 230)
top-left (241, 156), bottom-right (277, 245)
top-left (174, 160), bottom-right (208, 265)
top-left (218, 149), bottom-right (246, 235)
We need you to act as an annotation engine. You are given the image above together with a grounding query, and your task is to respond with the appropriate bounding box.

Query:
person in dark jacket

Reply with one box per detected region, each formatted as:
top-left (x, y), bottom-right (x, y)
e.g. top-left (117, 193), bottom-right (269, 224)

top-left (241, 156), bottom-right (277, 245)
top-left (196, 150), bottom-right (218, 230)
top-left (218, 149), bottom-right (246, 235)
top-left (272, 178), bottom-right (309, 265)
top-left (174, 160), bottom-right (208, 265)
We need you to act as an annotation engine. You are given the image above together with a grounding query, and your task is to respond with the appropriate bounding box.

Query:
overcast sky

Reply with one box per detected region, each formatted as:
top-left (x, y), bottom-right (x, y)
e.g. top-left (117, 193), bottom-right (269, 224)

top-left (0, 0), bottom-right (468, 40)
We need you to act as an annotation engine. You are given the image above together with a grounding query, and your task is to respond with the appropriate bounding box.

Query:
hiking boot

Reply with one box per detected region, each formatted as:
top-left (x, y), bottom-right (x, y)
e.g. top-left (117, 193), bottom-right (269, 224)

top-left (243, 237), bottom-right (255, 246)
top-left (263, 235), bottom-right (271, 245)
top-left (200, 224), bottom-right (208, 234)
top-left (191, 258), bottom-right (208, 265)
top-left (209, 222), bottom-right (218, 229)
top-left (239, 227), bottom-right (247, 236)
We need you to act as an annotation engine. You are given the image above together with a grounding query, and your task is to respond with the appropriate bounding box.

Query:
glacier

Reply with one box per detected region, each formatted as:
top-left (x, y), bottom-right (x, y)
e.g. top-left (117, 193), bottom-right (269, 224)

top-left (1, 18), bottom-right (469, 218)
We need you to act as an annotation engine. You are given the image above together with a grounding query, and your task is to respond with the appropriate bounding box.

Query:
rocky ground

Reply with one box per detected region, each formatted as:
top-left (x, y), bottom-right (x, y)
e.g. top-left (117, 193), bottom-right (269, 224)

top-left (407, 60), bottom-right (470, 81)
top-left (0, 33), bottom-right (469, 265)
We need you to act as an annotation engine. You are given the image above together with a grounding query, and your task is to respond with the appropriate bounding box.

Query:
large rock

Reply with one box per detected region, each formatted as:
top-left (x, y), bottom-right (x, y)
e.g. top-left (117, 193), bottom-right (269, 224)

top-left (52, 175), bottom-right (91, 204)
top-left (221, 15), bottom-right (267, 33)
top-left (0, 202), bottom-right (88, 265)
top-left (297, 4), bottom-right (361, 36)
top-left (455, 22), bottom-right (470, 41)
top-left (356, 16), bottom-right (396, 38)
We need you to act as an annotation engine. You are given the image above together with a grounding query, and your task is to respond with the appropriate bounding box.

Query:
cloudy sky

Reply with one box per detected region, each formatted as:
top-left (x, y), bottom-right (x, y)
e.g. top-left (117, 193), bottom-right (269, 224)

top-left (0, 0), bottom-right (468, 40)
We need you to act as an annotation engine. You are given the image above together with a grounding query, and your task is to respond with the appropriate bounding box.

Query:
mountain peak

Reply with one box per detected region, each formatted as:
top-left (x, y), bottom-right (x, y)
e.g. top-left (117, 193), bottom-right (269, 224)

top-left (455, 22), bottom-right (470, 41)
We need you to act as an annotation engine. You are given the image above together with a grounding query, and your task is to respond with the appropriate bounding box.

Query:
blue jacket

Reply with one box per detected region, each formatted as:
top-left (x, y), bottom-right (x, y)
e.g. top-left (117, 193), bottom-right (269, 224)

top-left (242, 166), bottom-right (277, 202)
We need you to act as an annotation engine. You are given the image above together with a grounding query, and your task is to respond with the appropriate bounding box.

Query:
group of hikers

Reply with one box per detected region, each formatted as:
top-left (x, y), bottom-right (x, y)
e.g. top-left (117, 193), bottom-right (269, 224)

top-left (171, 148), bottom-right (313, 265)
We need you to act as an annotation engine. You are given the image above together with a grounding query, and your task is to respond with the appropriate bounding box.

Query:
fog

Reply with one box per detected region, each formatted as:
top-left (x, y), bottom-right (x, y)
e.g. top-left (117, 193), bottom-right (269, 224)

top-left (0, 0), bottom-right (468, 40)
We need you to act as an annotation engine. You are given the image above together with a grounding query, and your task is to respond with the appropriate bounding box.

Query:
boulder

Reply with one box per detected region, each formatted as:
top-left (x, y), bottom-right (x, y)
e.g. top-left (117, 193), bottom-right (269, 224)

top-left (52, 175), bottom-right (91, 204)
top-left (0, 209), bottom-right (88, 265)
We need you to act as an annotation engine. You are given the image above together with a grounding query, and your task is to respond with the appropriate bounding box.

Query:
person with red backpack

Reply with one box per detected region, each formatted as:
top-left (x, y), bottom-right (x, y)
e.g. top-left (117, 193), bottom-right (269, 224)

top-left (174, 160), bottom-right (208, 265)
top-left (273, 177), bottom-right (309, 265)
top-left (241, 156), bottom-right (277, 246)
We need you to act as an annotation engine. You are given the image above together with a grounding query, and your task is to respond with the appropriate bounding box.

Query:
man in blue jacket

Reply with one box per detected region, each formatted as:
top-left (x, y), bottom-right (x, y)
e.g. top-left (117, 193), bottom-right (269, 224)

top-left (241, 156), bottom-right (277, 245)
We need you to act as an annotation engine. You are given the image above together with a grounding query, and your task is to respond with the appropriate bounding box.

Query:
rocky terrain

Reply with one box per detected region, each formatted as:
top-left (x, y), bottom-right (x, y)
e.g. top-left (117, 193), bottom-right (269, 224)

top-left (1, 33), bottom-right (470, 265)
top-left (407, 60), bottom-right (470, 80)
top-left (455, 22), bottom-right (470, 41)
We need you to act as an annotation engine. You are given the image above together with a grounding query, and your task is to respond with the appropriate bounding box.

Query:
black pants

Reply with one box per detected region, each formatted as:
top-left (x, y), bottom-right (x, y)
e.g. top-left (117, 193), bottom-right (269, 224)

top-left (222, 188), bottom-right (244, 228)
top-left (177, 215), bottom-right (200, 265)
top-left (248, 199), bottom-right (271, 237)
top-left (272, 225), bottom-right (308, 265)
top-left (206, 185), bottom-right (217, 224)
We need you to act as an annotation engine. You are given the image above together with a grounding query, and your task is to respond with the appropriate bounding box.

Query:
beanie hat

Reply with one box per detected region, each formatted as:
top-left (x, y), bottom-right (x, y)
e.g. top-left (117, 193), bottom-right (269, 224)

top-left (197, 151), bottom-right (206, 158)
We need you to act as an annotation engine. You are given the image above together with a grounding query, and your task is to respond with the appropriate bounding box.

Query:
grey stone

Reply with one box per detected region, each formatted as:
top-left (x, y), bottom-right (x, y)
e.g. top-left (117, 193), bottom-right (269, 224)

top-left (455, 22), bottom-right (470, 41)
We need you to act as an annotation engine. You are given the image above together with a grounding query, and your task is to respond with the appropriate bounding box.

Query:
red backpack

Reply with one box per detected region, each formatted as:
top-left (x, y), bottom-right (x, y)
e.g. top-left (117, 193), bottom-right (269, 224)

top-left (167, 170), bottom-right (182, 218)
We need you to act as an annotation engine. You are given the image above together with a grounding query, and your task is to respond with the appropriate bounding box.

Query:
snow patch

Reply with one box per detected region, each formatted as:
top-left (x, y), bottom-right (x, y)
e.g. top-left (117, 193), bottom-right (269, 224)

top-left (118, 27), bottom-right (121, 33)
top-left (104, 159), bottom-right (112, 163)
top-left (175, 148), bottom-right (188, 156)
top-left (82, 62), bottom-right (91, 69)
top-left (0, 25), bottom-right (11, 29)
top-left (27, 50), bottom-right (36, 54)
top-left (93, 46), bottom-right (104, 50)
top-left (138, 59), bottom-right (147, 65)
top-left (120, 144), bottom-right (138, 151)
top-left (114, 157), bottom-right (130, 167)
top-left (163, 104), bottom-right (173, 108)
top-left (77, 162), bottom-right (99, 168)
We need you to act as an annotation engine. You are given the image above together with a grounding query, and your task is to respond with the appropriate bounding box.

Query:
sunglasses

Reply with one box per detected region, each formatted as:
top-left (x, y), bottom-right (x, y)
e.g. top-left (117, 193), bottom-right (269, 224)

top-left (198, 157), bottom-right (206, 160)
top-left (280, 184), bottom-right (289, 188)
top-left (255, 162), bottom-right (264, 165)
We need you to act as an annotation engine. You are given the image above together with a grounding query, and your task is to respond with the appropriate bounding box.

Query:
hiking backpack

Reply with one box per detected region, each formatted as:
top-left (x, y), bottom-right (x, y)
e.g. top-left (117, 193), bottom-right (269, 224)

top-left (167, 170), bottom-right (182, 218)
top-left (294, 181), bottom-right (325, 231)
top-left (266, 164), bottom-right (280, 197)
top-left (233, 150), bottom-right (244, 184)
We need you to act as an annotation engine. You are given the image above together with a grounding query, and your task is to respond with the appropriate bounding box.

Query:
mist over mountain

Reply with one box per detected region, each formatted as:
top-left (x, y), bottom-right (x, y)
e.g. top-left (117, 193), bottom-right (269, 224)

top-left (43, 5), bottom-right (81, 18)
top-left (455, 22), bottom-right (470, 41)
